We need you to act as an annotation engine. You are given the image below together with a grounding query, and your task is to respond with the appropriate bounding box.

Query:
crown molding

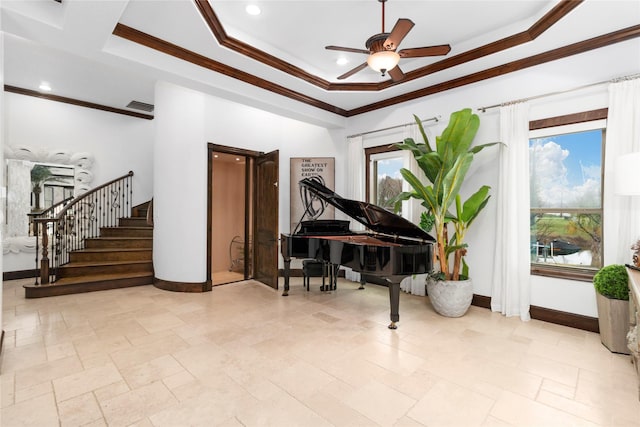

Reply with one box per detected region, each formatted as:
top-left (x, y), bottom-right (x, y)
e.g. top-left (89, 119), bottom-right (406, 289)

top-left (113, 22), bottom-right (640, 117)
top-left (195, 0), bottom-right (582, 92)
top-left (112, 24), bottom-right (349, 117)
top-left (347, 24), bottom-right (640, 116)
top-left (4, 85), bottom-right (154, 120)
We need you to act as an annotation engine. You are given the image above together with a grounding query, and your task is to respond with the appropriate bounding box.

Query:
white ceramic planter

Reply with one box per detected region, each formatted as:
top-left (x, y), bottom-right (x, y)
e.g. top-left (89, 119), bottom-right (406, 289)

top-left (426, 278), bottom-right (473, 317)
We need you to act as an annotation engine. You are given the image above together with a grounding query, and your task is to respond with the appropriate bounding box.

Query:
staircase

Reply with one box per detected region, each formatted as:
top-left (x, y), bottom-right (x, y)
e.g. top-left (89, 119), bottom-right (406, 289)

top-left (24, 203), bottom-right (154, 298)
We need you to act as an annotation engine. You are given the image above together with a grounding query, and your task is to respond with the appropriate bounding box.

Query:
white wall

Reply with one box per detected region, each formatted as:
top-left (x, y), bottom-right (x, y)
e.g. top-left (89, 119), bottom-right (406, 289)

top-left (343, 39), bottom-right (640, 317)
top-left (203, 95), bottom-right (346, 239)
top-left (5, 93), bottom-right (154, 203)
top-left (153, 82), bottom-right (208, 283)
top-left (151, 82), bottom-right (345, 282)
top-left (3, 92), bottom-right (154, 272)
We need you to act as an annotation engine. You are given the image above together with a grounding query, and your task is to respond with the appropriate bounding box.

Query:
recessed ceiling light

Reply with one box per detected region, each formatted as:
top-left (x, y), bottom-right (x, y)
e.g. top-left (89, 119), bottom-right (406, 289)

top-left (39, 81), bottom-right (52, 92)
top-left (245, 4), bottom-right (261, 15)
top-left (336, 57), bottom-right (349, 66)
top-left (235, 157), bottom-right (241, 161)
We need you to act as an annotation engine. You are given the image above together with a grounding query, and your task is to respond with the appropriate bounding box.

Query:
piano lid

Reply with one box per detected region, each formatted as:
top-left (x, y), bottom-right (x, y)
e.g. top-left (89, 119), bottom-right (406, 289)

top-left (299, 178), bottom-right (435, 241)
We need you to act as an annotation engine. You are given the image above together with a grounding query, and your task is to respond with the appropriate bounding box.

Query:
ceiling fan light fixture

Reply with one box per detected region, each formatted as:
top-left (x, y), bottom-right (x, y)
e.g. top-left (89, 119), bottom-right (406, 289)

top-left (367, 51), bottom-right (400, 75)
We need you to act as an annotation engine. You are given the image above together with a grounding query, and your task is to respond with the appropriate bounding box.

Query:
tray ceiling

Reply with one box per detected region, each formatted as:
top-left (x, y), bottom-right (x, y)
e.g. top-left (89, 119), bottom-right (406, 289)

top-left (2, 0), bottom-right (640, 121)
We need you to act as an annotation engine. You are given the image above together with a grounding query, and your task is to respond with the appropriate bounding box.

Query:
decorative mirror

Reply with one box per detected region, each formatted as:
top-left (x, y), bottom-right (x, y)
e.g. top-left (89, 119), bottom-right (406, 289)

top-left (3, 145), bottom-right (94, 254)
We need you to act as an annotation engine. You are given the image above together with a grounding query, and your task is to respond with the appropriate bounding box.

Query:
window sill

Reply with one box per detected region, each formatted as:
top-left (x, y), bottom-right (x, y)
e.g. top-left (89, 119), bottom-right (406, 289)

top-left (530, 264), bottom-right (596, 282)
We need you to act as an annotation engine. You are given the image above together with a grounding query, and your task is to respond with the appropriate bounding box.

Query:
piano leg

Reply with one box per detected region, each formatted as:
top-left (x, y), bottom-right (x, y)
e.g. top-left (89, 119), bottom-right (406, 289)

top-left (329, 263), bottom-right (338, 290)
top-left (321, 263), bottom-right (327, 291)
top-left (282, 257), bottom-right (291, 296)
top-left (387, 279), bottom-right (401, 329)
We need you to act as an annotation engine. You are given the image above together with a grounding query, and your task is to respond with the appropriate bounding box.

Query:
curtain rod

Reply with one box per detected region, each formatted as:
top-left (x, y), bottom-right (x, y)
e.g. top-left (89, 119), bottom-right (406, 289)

top-left (477, 73), bottom-right (640, 113)
top-left (347, 115), bottom-right (440, 139)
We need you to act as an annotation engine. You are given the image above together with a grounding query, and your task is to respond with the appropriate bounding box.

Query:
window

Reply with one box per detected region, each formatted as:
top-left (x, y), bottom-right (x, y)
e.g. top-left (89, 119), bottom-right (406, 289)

top-left (529, 111), bottom-right (606, 280)
top-left (365, 145), bottom-right (404, 215)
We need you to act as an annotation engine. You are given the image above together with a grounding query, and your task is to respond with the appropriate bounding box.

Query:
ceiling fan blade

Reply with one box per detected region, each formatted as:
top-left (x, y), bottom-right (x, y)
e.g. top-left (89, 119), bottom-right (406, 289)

top-left (337, 62), bottom-right (369, 80)
top-left (388, 65), bottom-right (405, 82)
top-left (398, 44), bottom-right (451, 58)
top-left (384, 19), bottom-right (414, 50)
top-left (325, 45), bottom-right (370, 55)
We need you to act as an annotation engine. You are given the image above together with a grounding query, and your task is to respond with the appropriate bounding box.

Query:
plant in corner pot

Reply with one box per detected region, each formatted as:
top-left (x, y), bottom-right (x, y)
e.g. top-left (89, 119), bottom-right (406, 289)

top-left (593, 264), bottom-right (630, 354)
top-left (391, 108), bottom-right (499, 317)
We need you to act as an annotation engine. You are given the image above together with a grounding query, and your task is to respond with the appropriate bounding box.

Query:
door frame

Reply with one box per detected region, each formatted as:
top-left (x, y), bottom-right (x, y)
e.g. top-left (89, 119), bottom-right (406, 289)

top-left (207, 143), bottom-right (279, 285)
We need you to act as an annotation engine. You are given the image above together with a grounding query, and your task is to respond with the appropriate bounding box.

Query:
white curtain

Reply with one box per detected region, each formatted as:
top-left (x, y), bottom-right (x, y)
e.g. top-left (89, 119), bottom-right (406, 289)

top-left (491, 102), bottom-right (531, 321)
top-left (603, 78), bottom-right (640, 265)
top-left (400, 123), bottom-right (430, 295)
top-left (403, 123), bottom-right (428, 225)
top-left (345, 136), bottom-right (364, 283)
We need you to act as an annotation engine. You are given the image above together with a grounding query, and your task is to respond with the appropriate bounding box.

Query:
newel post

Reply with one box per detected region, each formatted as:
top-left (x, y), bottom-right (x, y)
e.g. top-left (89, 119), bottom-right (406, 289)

top-left (36, 219), bottom-right (50, 284)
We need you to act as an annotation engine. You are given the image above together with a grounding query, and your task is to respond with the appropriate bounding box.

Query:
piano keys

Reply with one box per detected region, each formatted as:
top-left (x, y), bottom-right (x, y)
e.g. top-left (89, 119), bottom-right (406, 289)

top-left (281, 178), bottom-right (435, 329)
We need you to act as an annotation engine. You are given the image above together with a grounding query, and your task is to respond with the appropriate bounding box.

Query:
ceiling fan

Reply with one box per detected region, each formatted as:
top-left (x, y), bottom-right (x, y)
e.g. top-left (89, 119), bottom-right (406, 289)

top-left (326, 0), bottom-right (451, 82)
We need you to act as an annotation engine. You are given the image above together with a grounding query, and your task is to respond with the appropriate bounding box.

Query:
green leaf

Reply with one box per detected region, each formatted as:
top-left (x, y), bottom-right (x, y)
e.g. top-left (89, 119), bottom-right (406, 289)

top-left (416, 152), bottom-right (441, 184)
top-left (462, 258), bottom-right (469, 278)
top-left (439, 109), bottom-right (480, 157)
top-left (396, 137), bottom-right (427, 159)
top-left (470, 141), bottom-right (501, 154)
top-left (399, 169), bottom-right (427, 197)
top-left (388, 191), bottom-right (413, 213)
top-left (441, 153), bottom-right (473, 212)
top-left (465, 196), bottom-right (490, 229)
top-left (459, 185), bottom-right (491, 223)
top-left (414, 114), bottom-right (434, 152)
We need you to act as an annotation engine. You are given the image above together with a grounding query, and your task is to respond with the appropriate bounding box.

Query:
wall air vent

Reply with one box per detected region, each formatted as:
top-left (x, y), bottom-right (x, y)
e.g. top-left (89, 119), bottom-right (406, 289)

top-left (126, 100), bottom-right (155, 112)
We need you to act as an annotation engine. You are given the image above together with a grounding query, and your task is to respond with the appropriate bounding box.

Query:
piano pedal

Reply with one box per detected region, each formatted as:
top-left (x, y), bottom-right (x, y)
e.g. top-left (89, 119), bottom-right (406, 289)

top-left (388, 322), bottom-right (397, 330)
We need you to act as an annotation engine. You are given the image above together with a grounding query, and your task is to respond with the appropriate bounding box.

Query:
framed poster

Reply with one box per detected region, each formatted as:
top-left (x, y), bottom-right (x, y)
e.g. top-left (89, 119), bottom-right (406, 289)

top-left (290, 157), bottom-right (335, 233)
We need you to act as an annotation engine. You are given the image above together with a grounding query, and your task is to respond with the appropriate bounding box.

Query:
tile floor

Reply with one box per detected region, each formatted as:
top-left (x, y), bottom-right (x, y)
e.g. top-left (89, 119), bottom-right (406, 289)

top-left (1, 277), bottom-right (639, 426)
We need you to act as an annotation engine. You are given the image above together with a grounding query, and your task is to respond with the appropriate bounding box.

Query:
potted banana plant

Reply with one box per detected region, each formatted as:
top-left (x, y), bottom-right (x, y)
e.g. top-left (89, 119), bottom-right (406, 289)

top-left (392, 108), bottom-right (498, 317)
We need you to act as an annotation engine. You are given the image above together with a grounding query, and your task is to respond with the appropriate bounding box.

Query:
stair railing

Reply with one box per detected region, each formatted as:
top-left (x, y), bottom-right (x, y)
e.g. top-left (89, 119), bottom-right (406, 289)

top-left (28, 195), bottom-right (73, 234)
top-left (33, 171), bottom-right (134, 284)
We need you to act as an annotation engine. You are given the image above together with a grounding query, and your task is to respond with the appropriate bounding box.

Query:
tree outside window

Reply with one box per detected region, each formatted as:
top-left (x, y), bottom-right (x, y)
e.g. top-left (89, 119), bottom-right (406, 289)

top-left (365, 146), bottom-right (404, 215)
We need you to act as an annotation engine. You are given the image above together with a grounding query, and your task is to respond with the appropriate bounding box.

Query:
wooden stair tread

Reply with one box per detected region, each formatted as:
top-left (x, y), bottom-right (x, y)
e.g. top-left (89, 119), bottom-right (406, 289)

top-left (87, 236), bottom-right (153, 240)
top-left (88, 236), bottom-right (152, 240)
top-left (102, 226), bottom-right (152, 230)
top-left (71, 248), bottom-right (151, 253)
top-left (61, 260), bottom-right (152, 268)
top-left (27, 272), bottom-right (153, 287)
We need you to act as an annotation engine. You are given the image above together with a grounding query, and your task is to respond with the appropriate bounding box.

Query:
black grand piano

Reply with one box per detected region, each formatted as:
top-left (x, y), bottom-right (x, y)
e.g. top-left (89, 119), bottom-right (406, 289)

top-left (281, 178), bottom-right (435, 329)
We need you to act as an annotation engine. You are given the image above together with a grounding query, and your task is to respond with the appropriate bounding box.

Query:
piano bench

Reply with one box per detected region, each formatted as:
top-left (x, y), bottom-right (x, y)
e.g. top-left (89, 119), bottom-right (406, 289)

top-left (302, 259), bottom-right (335, 291)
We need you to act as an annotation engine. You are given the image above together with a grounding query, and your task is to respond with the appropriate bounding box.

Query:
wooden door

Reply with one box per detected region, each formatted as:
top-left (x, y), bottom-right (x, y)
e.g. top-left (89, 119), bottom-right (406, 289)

top-left (254, 150), bottom-right (279, 289)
